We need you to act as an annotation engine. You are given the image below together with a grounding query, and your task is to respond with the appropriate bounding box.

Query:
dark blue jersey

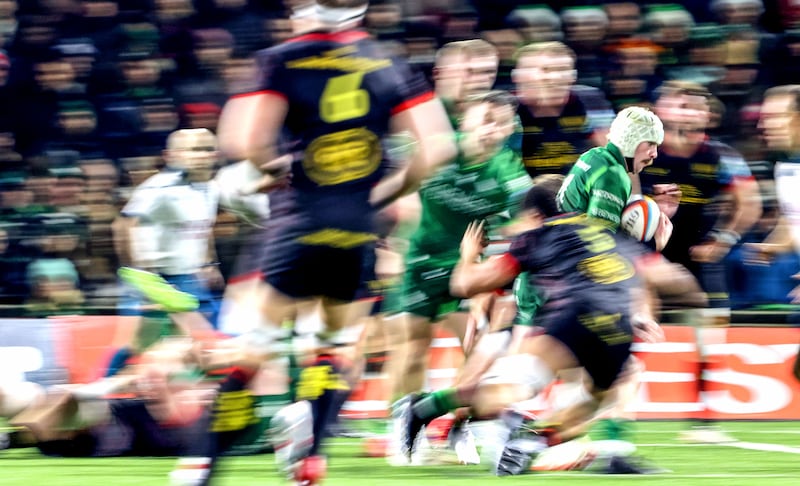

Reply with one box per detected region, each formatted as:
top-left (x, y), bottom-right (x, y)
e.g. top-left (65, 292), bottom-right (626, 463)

top-left (639, 139), bottom-right (753, 267)
top-left (517, 86), bottom-right (613, 177)
top-left (237, 29), bottom-right (433, 235)
top-left (508, 213), bottom-right (641, 309)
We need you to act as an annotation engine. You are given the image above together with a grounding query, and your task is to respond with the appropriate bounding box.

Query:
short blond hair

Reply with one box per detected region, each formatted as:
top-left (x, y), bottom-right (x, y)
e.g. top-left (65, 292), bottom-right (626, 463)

top-left (514, 41), bottom-right (576, 64)
top-left (435, 38), bottom-right (498, 65)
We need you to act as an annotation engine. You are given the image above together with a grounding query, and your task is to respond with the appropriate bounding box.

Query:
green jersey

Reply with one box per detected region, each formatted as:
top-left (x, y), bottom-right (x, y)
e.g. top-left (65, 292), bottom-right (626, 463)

top-left (408, 148), bottom-right (532, 265)
top-left (512, 272), bottom-right (544, 326)
top-left (556, 142), bottom-right (631, 229)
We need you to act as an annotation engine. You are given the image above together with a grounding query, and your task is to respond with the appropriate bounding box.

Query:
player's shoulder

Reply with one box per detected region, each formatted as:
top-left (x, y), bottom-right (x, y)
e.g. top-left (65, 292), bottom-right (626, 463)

top-left (574, 146), bottom-right (613, 170)
top-left (701, 138), bottom-right (743, 159)
top-left (569, 84), bottom-right (610, 105)
top-left (270, 29), bottom-right (373, 55)
top-left (138, 169), bottom-right (186, 190)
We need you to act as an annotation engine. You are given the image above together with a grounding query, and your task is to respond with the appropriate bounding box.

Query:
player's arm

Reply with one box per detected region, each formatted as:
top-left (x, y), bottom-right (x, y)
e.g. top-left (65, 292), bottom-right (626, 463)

top-left (111, 214), bottom-right (138, 268)
top-left (451, 221), bottom-right (521, 298)
top-left (218, 49), bottom-right (290, 184)
top-left (692, 155), bottom-right (762, 263)
top-left (722, 175), bottom-right (762, 244)
top-left (744, 216), bottom-right (795, 264)
top-left (370, 96), bottom-right (457, 209)
top-left (218, 92), bottom-right (289, 175)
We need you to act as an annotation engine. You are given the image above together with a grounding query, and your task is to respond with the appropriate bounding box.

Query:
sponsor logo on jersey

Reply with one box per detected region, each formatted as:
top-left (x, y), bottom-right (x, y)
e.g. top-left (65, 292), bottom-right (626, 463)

top-left (304, 127), bottom-right (381, 186)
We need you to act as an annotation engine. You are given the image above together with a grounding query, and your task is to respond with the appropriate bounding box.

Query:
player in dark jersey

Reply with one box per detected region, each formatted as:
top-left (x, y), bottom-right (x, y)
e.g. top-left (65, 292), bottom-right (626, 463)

top-left (513, 41), bottom-right (615, 178)
top-left (754, 85), bottom-right (800, 383)
top-left (208, 1), bottom-right (457, 484)
top-left (641, 80), bottom-right (762, 444)
top-left (446, 182), bottom-right (660, 475)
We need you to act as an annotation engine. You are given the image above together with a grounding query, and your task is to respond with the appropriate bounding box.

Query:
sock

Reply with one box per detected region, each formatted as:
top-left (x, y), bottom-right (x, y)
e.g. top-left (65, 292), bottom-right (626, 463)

top-left (325, 389), bottom-right (352, 436)
top-left (104, 347), bottom-right (134, 377)
top-left (411, 388), bottom-right (464, 424)
top-left (594, 418), bottom-right (634, 441)
top-left (180, 366), bottom-right (257, 485)
top-left (224, 392), bottom-right (293, 456)
top-left (296, 354), bottom-right (349, 456)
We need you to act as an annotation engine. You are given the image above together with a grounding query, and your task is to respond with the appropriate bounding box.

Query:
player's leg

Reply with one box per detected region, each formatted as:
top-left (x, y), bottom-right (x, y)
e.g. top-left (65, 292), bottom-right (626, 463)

top-left (679, 261), bottom-right (736, 444)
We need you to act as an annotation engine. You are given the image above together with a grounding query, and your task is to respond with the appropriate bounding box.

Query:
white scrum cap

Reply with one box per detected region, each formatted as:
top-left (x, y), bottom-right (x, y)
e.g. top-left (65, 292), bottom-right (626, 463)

top-left (607, 106), bottom-right (664, 158)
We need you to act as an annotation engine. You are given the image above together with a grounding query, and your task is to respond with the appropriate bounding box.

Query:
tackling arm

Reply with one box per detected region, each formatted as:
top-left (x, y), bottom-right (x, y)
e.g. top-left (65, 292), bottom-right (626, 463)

top-left (450, 221), bottom-right (520, 298)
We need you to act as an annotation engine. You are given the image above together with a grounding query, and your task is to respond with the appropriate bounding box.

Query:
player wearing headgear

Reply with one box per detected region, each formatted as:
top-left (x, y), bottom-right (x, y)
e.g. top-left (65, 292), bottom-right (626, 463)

top-left (446, 181), bottom-right (662, 476)
top-left (557, 106), bottom-right (664, 230)
top-left (202, 1), bottom-right (457, 484)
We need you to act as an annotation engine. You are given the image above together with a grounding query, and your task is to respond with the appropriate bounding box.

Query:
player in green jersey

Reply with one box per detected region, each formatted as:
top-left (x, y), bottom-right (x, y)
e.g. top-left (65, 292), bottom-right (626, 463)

top-left (388, 91), bottom-right (531, 408)
top-left (557, 105), bottom-right (664, 229)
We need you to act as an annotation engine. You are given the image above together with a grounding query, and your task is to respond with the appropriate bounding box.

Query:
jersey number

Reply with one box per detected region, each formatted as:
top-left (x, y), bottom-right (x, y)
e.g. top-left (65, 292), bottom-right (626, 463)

top-left (320, 72), bottom-right (370, 123)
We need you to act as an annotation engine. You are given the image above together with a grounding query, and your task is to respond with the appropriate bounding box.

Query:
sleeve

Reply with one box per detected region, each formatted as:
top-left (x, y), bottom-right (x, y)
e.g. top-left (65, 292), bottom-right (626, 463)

top-left (557, 167), bottom-right (588, 214)
top-left (387, 58), bottom-right (435, 116)
top-left (233, 48), bottom-right (288, 99)
top-left (717, 151), bottom-right (753, 186)
top-left (121, 185), bottom-right (162, 220)
top-left (572, 85), bottom-right (615, 132)
top-left (508, 230), bottom-right (542, 273)
top-left (500, 153), bottom-right (534, 215)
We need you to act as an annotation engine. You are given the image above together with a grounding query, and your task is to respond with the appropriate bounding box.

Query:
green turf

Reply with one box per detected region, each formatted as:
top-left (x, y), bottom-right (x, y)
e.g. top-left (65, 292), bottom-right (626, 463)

top-left (2, 421), bottom-right (800, 485)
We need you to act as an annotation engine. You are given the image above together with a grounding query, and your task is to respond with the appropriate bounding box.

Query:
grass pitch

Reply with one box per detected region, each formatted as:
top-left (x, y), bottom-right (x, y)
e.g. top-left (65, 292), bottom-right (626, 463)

top-left (2, 421), bottom-right (800, 485)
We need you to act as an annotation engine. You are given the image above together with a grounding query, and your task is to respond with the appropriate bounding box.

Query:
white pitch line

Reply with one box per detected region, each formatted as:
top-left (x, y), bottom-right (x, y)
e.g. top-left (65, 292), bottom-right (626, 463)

top-left (636, 441), bottom-right (800, 454)
top-left (721, 441), bottom-right (800, 454)
top-left (534, 473), bottom-right (798, 479)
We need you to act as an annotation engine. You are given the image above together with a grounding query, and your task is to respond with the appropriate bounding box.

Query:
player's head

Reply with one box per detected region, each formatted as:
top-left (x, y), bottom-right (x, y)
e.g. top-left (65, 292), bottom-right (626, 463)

top-left (607, 105), bottom-right (663, 173)
top-left (759, 84), bottom-right (800, 154)
top-left (434, 39), bottom-right (499, 106)
top-left (654, 80), bottom-right (712, 148)
top-left (458, 90), bottom-right (518, 163)
top-left (522, 174), bottom-right (565, 221)
top-left (512, 41), bottom-right (576, 107)
top-left (164, 128), bottom-right (219, 181)
top-left (291, 0), bottom-right (368, 31)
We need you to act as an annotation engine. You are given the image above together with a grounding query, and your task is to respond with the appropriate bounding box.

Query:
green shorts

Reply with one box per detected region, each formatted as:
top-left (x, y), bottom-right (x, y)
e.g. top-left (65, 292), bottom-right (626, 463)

top-left (395, 258), bottom-right (462, 320)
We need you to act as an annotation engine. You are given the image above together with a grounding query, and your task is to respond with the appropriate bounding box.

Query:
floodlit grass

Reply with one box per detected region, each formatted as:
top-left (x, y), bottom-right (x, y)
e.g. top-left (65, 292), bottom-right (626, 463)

top-left (2, 421), bottom-right (800, 485)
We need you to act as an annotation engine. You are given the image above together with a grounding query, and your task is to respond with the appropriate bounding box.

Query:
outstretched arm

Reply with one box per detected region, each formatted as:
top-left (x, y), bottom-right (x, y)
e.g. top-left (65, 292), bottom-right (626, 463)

top-left (450, 221), bottom-right (520, 298)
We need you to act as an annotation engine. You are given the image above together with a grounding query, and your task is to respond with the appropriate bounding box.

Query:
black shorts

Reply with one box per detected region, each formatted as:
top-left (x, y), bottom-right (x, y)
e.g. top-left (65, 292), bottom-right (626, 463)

top-left (541, 298), bottom-right (633, 391)
top-left (263, 232), bottom-right (374, 301)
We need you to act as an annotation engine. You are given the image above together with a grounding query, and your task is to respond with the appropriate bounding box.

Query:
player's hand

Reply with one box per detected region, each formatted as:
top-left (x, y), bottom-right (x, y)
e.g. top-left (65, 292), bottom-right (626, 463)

top-left (651, 183), bottom-right (681, 218)
top-left (632, 314), bottom-right (665, 343)
top-left (690, 240), bottom-right (731, 263)
top-left (460, 220), bottom-right (487, 262)
top-left (743, 242), bottom-right (784, 265)
top-left (653, 213), bottom-right (673, 252)
top-left (240, 155), bottom-right (293, 194)
top-left (200, 265), bottom-right (225, 290)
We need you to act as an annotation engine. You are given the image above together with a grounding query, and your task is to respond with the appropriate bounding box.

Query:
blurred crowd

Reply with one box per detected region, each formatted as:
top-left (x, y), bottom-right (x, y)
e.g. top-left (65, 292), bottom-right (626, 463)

top-left (0, 0), bottom-right (798, 314)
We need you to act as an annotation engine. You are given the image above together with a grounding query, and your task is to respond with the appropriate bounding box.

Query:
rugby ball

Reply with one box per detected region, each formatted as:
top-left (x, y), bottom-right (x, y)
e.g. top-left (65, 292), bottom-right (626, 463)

top-left (620, 195), bottom-right (660, 242)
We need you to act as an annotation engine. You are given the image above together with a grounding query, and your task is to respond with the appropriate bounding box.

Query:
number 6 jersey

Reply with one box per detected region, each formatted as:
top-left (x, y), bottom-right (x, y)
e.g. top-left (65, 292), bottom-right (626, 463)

top-left (234, 29), bottom-right (433, 236)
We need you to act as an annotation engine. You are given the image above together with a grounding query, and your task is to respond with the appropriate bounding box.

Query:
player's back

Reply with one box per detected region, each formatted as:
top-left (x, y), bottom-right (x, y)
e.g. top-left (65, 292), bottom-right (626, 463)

top-left (511, 214), bottom-right (639, 307)
top-left (256, 29), bottom-right (432, 231)
top-left (261, 30), bottom-right (428, 190)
